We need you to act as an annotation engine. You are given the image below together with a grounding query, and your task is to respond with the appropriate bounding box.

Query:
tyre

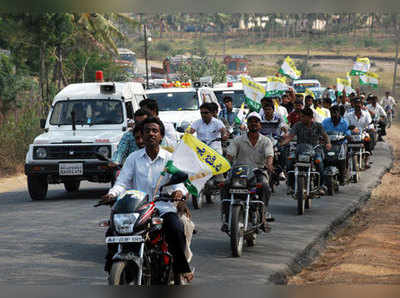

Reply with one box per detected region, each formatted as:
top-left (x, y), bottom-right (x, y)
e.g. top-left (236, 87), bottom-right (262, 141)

top-left (230, 205), bottom-right (244, 257)
top-left (64, 181), bottom-right (80, 193)
top-left (296, 176), bottom-right (305, 215)
top-left (353, 155), bottom-right (360, 183)
top-left (326, 176), bottom-right (334, 196)
top-left (108, 262), bottom-right (129, 285)
top-left (27, 175), bottom-right (48, 201)
top-left (205, 192), bottom-right (213, 204)
top-left (192, 193), bottom-right (203, 209)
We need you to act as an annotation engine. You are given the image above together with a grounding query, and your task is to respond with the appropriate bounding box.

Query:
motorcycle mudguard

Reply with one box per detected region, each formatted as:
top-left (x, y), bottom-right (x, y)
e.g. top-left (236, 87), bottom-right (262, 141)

top-left (324, 166), bottom-right (339, 176)
top-left (112, 252), bottom-right (143, 268)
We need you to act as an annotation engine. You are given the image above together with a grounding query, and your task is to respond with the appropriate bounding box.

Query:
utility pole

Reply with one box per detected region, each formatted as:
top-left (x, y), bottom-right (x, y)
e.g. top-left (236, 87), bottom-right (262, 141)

top-left (304, 30), bottom-right (312, 78)
top-left (144, 24), bottom-right (149, 89)
top-left (393, 35), bottom-right (399, 97)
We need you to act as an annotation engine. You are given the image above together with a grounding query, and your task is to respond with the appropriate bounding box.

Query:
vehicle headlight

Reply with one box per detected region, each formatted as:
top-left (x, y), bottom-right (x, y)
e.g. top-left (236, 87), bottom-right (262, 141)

top-left (327, 152), bottom-right (335, 156)
top-left (113, 213), bottom-right (139, 235)
top-left (298, 154), bottom-right (310, 162)
top-left (97, 146), bottom-right (110, 158)
top-left (36, 147), bottom-right (47, 159)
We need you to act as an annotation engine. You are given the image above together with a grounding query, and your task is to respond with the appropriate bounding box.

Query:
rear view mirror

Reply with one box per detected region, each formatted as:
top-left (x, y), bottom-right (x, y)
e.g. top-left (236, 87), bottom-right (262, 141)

top-left (176, 127), bottom-right (185, 133)
top-left (40, 119), bottom-right (46, 129)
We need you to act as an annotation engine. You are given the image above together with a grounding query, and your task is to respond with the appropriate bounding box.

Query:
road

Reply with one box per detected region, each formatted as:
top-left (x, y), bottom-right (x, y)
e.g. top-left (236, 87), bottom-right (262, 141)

top-left (0, 142), bottom-right (391, 285)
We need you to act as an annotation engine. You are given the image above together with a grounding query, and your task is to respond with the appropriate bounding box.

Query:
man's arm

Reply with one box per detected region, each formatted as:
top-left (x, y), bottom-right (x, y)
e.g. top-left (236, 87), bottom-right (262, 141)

top-left (320, 125), bottom-right (332, 150)
top-left (111, 132), bottom-right (131, 166)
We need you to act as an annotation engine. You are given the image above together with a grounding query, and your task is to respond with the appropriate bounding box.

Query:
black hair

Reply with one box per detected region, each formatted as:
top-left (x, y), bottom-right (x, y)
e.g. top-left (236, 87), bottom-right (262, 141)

top-left (301, 107), bottom-right (314, 118)
top-left (330, 105), bottom-right (340, 114)
top-left (208, 102), bottom-right (219, 113)
top-left (133, 122), bottom-right (144, 135)
top-left (323, 97), bottom-right (332, 105)
top-left (263, 100), bottom-right (274, 110)
top-left (139, 98), bottom-right (159, 115)
top-left (199, 103), bottom-right (211, 111)
top-left (140, 117), bottom-right (165, 138)
top-left (305, 95), bottom-right (314, 101)
top-left (223, 96), bottom-right (232, 103)
top-left (134, 108), bottom-right (152, 119)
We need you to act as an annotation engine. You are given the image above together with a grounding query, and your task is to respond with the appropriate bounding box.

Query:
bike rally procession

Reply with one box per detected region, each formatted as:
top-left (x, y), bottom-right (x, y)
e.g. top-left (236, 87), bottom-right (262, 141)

top-left (20, 47), bottom-right (397, 285)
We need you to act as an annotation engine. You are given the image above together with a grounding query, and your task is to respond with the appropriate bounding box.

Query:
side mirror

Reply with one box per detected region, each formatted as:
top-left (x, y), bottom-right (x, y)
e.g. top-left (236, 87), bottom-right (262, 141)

top-left (40, 119), bottom-right (46, 129)
top-left (176, 127), bottom-right (185, 133)
top-left (162, 171), bottom-right (188, 189)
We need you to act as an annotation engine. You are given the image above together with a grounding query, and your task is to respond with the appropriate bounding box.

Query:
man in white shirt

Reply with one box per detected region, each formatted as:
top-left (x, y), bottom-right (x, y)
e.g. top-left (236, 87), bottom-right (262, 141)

top-left (190, 103), bottom-right (228, 154)
top-left (380, 91), bottom-right (396, 112)
top-left (304, 95), bottom-right (324, 123)
top-left (101, 117), bottom-right (194, 283)
top-left (367, 94), bottom-right (387, 141)
top-left (344, 97), bottom-right (374, 167)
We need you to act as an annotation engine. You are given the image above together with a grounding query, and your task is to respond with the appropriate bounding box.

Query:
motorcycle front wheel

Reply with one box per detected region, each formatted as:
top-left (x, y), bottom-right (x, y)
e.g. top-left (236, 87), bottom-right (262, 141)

top-left (109, 261), bottom-right (151, 286)
top-left (296, 176), bottom-right (306, 215)
top-left (230, 205), bottom-right (244, 257)
top-left (326, 176), bottom-right (334, 196)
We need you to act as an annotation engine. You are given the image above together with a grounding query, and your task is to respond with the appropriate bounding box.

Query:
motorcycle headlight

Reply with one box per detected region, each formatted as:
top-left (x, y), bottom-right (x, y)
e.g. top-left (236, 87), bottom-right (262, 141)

top-left (36, 147), bottom-right (47, 159)
top-left (230, 177), bottom-right (247, 188)
top-left (298, 154), bottom-right (310, 162)
top-left (327, 152), bottom-right (335, 156)
top-left (97, 146), bottom-right (110, 158)
top-left (113, 213), bottom-right (139, 235)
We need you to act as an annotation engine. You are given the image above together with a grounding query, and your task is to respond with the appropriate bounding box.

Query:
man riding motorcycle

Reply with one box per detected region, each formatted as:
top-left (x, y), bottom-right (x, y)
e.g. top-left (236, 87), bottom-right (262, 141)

top-left (321, 105), bottom-right (351, 185)
top-left (280, 108), bottom-right (332, 195)
top-left (219, 96), bottom-right (246, 136)
top-left (366, 94), bottom-right (387, 141)
top-left (223, 112), bottom-right (275, 230)
top-left (344, 97), bottom-right (374, 168)
top-left (100, 117), bottom-right (194, 284)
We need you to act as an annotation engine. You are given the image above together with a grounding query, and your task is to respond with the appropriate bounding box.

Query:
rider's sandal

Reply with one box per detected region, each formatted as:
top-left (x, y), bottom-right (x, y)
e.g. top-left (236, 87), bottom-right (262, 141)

top-left (182, 268), bottom-right (195, 283)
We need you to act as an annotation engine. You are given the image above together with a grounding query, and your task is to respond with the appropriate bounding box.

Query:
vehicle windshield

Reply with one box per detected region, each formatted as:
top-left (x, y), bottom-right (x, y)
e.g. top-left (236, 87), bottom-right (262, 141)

top-left (49, 99), bottom-right (123, 126)
top-left (149, 91), bottom-right (199, 111)
top-left (294, 83), bottom-right (320, 93)
top-left (119, 54), bottom-right (136, 63)
top-left (214, 90), bottom-right (246, 109)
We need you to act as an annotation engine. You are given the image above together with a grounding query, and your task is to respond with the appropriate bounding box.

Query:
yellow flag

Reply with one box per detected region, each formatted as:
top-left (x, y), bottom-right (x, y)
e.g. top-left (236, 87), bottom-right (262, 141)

top-left (305, 88), bottom-right (315, 99)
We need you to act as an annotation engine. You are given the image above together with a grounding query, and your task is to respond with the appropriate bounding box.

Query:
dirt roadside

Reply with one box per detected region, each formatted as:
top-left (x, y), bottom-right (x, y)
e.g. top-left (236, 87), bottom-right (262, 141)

top-left (0, 174), bottom-right (26, 193)
top-left (289, 120), bottom-right (400, 285)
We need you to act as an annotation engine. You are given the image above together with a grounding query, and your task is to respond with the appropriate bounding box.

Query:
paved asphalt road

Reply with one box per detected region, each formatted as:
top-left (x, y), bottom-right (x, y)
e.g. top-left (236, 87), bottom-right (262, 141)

top-left (0, 143), bottom-right (391, 285)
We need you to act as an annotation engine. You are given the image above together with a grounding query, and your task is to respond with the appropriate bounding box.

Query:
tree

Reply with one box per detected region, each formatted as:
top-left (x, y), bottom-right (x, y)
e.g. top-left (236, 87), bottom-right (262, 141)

top-left (176, 56), bottom-right (226, 84)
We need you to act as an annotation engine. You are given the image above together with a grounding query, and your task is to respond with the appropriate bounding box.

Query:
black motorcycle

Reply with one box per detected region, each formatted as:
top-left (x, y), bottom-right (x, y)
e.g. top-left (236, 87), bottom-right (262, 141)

top-left (324, 132), bottom-right (347, 195)
top-left (95, 171), bottom-right (189, 286)
top-left (221, 165), bottom-right (267, 257)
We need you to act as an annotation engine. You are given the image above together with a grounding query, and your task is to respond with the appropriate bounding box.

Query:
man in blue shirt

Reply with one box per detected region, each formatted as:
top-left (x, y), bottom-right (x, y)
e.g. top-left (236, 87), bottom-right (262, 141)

top-left (322, 105), bottom-right (351, 184)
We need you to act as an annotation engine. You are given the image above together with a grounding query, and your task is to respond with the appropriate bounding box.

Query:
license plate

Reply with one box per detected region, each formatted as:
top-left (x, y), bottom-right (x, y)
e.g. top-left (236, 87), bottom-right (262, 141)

top-left (106, 236), bottom-right (144, 244)
top-left (59, 163), bottom-right (83, 176)
top-left (348, 144), bottom-right (363, 148)
top-left (229, 189), bottom-right (248, 194)
top-left (295, 162), bottom-right (310, 167)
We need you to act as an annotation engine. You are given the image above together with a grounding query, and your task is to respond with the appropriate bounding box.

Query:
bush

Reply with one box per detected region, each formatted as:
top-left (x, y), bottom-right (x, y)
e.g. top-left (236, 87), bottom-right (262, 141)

top-left (0, 101), bottom-right (43, 173)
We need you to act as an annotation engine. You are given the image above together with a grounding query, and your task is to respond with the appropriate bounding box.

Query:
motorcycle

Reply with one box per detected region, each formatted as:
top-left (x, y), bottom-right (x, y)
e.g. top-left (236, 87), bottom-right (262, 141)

top-left (347, 132), bottom-right (369, 182)
top-left (288, 144), bottom-right (321, 215)
top-left (95, 171), bottom-right (190, 286)
top-left (324, 132), bottom-right (347, 196)
top-left (221, 165), bottom-right (267, 257)
top-left (266, 135), bottom-right (284, 193)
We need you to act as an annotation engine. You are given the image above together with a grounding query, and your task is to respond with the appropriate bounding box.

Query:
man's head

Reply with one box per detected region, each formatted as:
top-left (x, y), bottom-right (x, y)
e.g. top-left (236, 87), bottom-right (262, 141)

top-left (353, 97), bottom-right (362, 111)
top-left (141, 117), bottom-right (165, 148)
top-left (133, 123), bottom-right (145, 149)
top-left (139, 98), bottom-right (159, 117)
top-left (385, 91), bottom-right (390, 97)
top-left (199, 103), bottom-right (213, 123)
top-left (300, 108), bottom-right (314, 125)
top-left (294, 99), bottom-right (304, 111)
top-left (369, 94), bottom-right (377, 106)
top-left (223, 96), bottom-right (233, 111)
top-left (208, 102), bottom-right (219, 118)
top-left (262, 99), bottom-right (275, 118)
top-left (330, 105), bottom-right (341, 122)
top-left (304, 95), bottom-right (314, 107)
top-left (296, 94), bottom-right (304, 102)
top-left (134, 108), bottom-right (151, 124)
top-left (322, 97), bottom-right (332, 109)
top-left (314, 98), bottom-right (322, 108)
top-left (246, 112), bottom-right (262, 133)
top-left (282, 93), bottom-right (290, 104)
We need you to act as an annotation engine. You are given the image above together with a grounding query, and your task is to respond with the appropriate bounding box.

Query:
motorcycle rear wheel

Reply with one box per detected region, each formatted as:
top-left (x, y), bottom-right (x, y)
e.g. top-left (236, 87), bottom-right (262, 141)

top-left (326, 176), bottom-right (334, 196)
top-left (353, 155), bottom-right (360, 183)
top-left (230, 205), bottom-right (244, 257)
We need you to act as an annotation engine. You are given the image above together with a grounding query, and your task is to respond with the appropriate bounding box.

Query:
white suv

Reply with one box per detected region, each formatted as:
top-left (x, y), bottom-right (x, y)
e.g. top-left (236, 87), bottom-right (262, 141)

top-left (25, 81), bottom-right (146, 200)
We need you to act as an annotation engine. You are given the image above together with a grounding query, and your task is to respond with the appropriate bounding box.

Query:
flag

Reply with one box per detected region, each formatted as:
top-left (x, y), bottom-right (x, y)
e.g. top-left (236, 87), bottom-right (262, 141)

top-left (241, 76), bottom-right (266, 112)
top-left (305, 88), bottom-right (315, 99)
top-left (165, 133), bottom-right (231, 196)
top-left (265, 76), bottom-right (288, 97)
top-left (350, 57), bottom-right (370, 76)
top-left (234, 103), bottom-right (246, 125)
top-left (359, 72), bottom-right (379, 89)
top-left (279, 56), bottom-right (301, 80)
top-left (336, 73), bottom-right (352, 96)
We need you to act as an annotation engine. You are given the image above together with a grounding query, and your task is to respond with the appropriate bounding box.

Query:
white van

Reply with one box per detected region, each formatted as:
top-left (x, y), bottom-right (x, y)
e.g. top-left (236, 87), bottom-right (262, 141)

top-left (145, 86), bottom-right (219, 133)
top-left (25, 81), bottom-right (146, 201)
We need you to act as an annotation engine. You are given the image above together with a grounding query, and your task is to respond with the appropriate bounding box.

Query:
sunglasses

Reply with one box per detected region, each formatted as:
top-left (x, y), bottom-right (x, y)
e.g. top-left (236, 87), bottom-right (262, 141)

top-left (200, 111), bottom-right (210, 115)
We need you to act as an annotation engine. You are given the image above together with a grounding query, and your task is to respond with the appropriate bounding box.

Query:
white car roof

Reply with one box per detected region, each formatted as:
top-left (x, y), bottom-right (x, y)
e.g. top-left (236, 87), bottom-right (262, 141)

top-left (293, 79), bottom-right (321, 84)
top-left (145, 87), bottom-right (197, 94)
top-left (53, 82), bottom-right (145, 102)
top-left (213, 82), bottom-right (243, 91)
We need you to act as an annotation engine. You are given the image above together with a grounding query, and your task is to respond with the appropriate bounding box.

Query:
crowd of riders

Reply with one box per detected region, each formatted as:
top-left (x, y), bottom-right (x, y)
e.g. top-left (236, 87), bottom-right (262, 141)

top-left (99, 87), bottom-right (396, 284)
